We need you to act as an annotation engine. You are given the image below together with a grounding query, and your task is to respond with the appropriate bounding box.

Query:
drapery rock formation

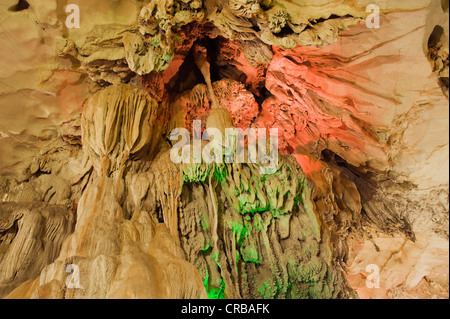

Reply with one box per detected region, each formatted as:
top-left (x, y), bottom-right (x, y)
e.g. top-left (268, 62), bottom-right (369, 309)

top-left (0, 0), bottom-right (448, 299)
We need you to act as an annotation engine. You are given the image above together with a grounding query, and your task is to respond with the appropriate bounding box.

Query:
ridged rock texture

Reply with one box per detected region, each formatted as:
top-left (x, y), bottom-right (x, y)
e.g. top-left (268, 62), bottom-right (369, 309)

top-left (0, 0), bottom-right (448, 299)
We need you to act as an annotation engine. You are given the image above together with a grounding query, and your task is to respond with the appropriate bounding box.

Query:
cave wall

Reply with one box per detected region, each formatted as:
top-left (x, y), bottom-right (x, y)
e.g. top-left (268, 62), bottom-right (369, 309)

top-left (0, 0), bottom-right (448, 299)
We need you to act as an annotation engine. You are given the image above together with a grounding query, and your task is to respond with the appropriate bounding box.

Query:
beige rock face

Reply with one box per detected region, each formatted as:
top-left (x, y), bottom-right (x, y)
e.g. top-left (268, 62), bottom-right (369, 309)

top-left (0, 0), bottom-right (448, 299)
top-left (347, 234), bottom-right (449, 299)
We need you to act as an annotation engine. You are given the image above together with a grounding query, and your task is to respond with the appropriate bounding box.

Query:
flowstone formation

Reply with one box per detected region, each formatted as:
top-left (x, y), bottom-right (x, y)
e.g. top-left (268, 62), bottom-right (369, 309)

top-left (1, 83), bottom-right (207, 299)
top-left (0, 0), bottom-right (448, 300)
top-left (179, 153), bottom-right (351, 299)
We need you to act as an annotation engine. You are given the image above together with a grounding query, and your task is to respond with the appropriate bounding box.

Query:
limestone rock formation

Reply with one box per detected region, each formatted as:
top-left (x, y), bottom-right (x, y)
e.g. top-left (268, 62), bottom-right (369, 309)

top-left (0, 0), bottom-right (448, 300)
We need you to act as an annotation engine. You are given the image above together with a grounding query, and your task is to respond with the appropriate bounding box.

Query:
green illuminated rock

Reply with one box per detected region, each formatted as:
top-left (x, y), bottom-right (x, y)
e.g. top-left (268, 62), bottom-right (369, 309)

top-left (179, 154), bottom-right (348, 299)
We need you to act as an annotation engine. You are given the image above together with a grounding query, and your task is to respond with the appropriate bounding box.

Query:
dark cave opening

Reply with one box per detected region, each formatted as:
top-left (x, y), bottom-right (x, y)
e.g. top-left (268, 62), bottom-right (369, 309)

top-left (428, 26), bottom-right (445, 49)
top-left (427, 25), bottom-right (449, 97)
top-left (8, 0), bottom-right (29, 12)
top-left (168, 36), bottom-right (223, 95)
top-left (166, 34), bottom-right (272, 124)
top-left (273, 26), bottom-right (295, 38)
